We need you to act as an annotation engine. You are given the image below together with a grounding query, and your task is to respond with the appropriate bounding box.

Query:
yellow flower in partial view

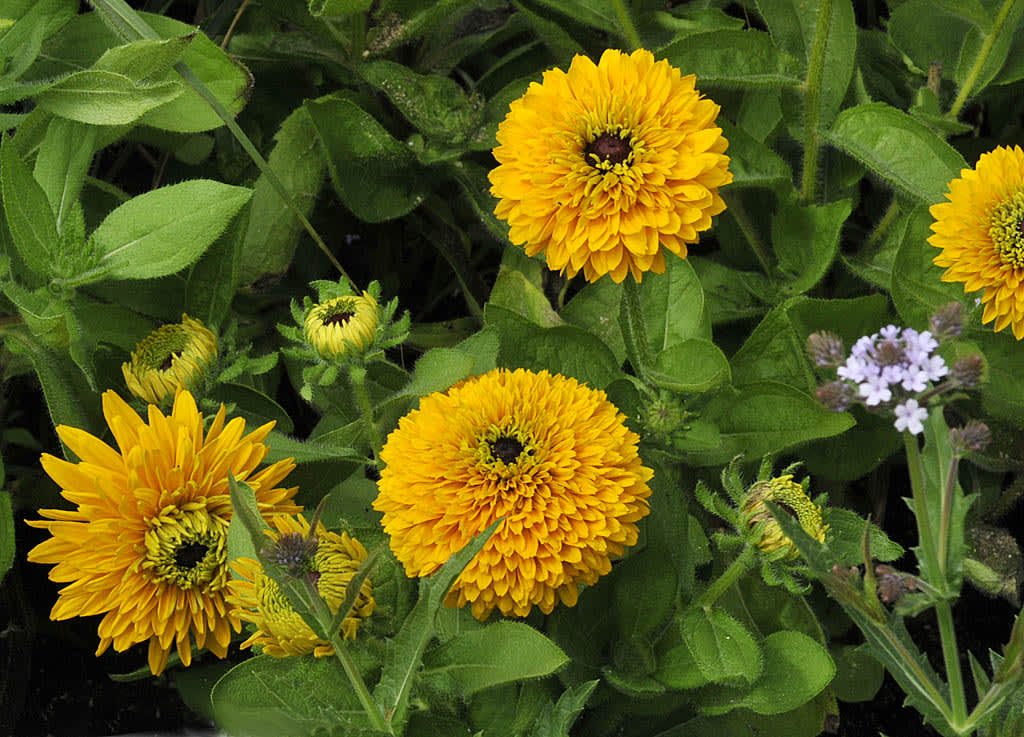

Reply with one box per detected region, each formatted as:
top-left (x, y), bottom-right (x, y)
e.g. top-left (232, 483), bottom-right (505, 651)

top-left (122, 314), bottom-right (217, 404)
top-left (741, 475), bottom-right (827, 560)
top-left (373, 368), bottom-right (653, 620)
top-left (26, 390), bottom-right (298, 675)
top-left (304, 292), bottom-right (378, 359)
top-left (226, 514), bottom-right (375, 658)
top-left (929, 145), bottom-right (1024, 339)
top-left (489, 48), bottom-right (732, 283)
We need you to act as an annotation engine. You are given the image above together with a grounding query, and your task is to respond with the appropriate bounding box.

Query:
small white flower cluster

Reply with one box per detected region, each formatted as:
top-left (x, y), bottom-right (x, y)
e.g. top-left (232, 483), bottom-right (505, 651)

top-left (835, 325), bottom-right (948, 435)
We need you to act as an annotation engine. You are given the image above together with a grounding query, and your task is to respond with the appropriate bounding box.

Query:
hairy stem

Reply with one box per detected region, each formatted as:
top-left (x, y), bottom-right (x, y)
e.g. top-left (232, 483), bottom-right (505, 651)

top-left (935, 600), bottom-right (968, 728)
top-left (800, 0), bottom-right (835, 205)
top-left (620, 277), bottom-right (654, 383)
top-left (696, 546), bottom-right (757, 611)
top-left (948, 0), bottom-right (1021, 119)
top-left (349, 364), bottom-right (383, 469)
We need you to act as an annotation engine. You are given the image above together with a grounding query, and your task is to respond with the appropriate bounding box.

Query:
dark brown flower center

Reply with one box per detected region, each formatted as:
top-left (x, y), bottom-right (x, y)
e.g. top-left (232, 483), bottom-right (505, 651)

top-left (323, 310), bottom-right (355, 326)
top-left (773, 501), bottom-right (799, 520)
top-left (490, 436), bottom-right (525, 464)
top-left (174, 541), bottom-right (209, 571)
top-left (160, 350), bottom-right (182, 371)
top-left (585, 133), bottom-right (632, 167)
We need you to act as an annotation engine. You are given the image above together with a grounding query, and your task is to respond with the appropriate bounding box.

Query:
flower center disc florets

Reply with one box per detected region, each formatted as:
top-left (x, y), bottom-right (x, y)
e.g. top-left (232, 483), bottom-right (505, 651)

top-left (143, 507), bottom-right (228, 591)
top-left (585, 131), bottom-right (633, 169)
top-left (322, 308), bottom-right (355, 327)
top-left (478, 424), bottom-right (536, 477)
top-left (988, 189), bottom-right (1024, 268)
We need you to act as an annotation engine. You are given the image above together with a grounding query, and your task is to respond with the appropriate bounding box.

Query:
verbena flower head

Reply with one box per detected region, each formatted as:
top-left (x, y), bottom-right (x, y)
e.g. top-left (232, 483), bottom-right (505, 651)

top-left (122, 314), bottom-right (217, 405)
top-left (742, 475), bottom-right (827, 561)
top-left (226, 514), bottom-right (375, 657)
top-left (929, 145), bottom-right (1024, 339)
top-left (26, 390), bottom-right (298, 675)
top-left (489, 48), bottom-right (732, 283)
top-left (304, 291), bottom-right (379, 360)
top-left (373, 368), bottom-right (653, 620)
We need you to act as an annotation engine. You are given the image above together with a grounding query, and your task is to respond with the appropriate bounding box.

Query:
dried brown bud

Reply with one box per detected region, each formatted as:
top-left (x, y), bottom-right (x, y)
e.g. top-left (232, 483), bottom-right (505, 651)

top-left (929, 302), bottom-right (964, 340)
top-left (806, 331), bottom-right (845, 367)
top-left (949, 420), bottom-right (991, 455)
top-left (816, 380), bottom-right (856, 412)
top-left (951, 354), bottom-right (984, 388)
top-left (875, 564), bottom-right (918, 606)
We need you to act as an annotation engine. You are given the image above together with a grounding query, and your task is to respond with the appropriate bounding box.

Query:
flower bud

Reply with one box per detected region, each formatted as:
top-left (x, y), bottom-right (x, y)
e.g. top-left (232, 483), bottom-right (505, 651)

top-left (741, 475), bottom-right (828, 560)
top-left (304, 292), bottom-right (379, 360)
top-left (806, 331), bottom-right (845, 367)
top-left (929, 302), bottom-right (964, 341)
top-left (122, 314), bottom-right (218, 405)
top-left (874, 564), bottom-right (918, 606)
top-left (816, 380), bottom-right (857, 412)
top-left (950, 354), bottom-right (984, 388)
top-left (949, 420), bottom-right (991, 455)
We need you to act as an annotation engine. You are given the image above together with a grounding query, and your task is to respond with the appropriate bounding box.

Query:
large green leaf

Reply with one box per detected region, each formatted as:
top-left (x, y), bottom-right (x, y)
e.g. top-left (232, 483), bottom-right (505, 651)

top-left (825, 103), bottom-right (966, 205)
top-left (422, 621), bottom-right (568, 696)
top-left (32, 116), bottom-right (97, 232)
top-left (649, 339), bottom-right (731, 394)
top-left (638, 256), bottom-right (711, 352)
top-left (91, 179), bottom-right (252, 281)
top-left (680, 607), bottom-right (762, 686)
top-left (890, 205), bottom-right (965, 328)
top-left (0, 489), bottom-right (14, 586)
top-left (1, 133), bottom-right (57, 277)
top-left (305, 94), bottom-right (426, 223)
top-left (661, 29), bottom-right (802, 89)
top-left (34, 70), bottom-right (183, 125)
top-left (772, 199), bottom-right (851, 294)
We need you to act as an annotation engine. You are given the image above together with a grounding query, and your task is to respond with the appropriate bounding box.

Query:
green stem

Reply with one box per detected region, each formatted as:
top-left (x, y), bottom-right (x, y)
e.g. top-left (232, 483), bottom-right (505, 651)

top-left (948, 0), bottom-right (1021, 119)
top-left (937, 455), bottom-right (960, 580)
top-left (610, 0), bottom-right (642, 52)
top-left (697, 546), bottom-right (757, 611)
top-left (936, 600), bottom-right (969, 728)
top-left (904, 432), bottom-right (944, 590)
top-left (327, 630), bottom-right (392, 734)
top-left (863, 198), bottom-right (900, 254)
top-left (724, 193), bottom-right (772, 277)
top-left (800, 0), bottom-right (835, 205)
top-left (349, 364), bottom-right (383, 468)
top-left (620, 277), bottom-right (654, 383)
top-left (87, 0), bottom-right (356, 291)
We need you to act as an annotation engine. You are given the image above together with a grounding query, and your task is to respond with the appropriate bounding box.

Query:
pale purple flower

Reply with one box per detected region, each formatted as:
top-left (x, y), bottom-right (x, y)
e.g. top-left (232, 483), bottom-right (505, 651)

top-left (859, 375), bottom-right (892, 406)
top-left (894, 399), bottom-right (928, 435)
top-left (924, 354), bottom-right (948, 381)
top-left (838, 355), bottom-right (875, 383)
top-left (900, 367), bottom-right (930, 392)
top-left (879, 325), bottom-right (900, 341)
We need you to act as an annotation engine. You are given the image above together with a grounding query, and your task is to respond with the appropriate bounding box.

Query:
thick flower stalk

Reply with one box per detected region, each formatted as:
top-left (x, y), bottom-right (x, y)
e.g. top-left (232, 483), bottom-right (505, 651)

top-left (373, 368), bottom-right (652, 620)
top-left (929, 145), bottom-right (1024, 339)
top-left (26, 390), bottom-right (298, 675)
top-left (122, 314), bottom-right (218, 405)
top-left (489, 48), bottom-right (732, 283)
top-left (226, 514), bottom-right (375, 657)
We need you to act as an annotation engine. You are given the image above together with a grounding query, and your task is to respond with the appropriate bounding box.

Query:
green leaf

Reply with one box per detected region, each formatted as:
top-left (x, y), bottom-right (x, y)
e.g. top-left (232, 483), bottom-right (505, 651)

top-left (653, 639), bottom-right (708, 690)
top-left (639, 256), bottom-right (711, 352)
top-left (955, 0), bottom-right (1024, 95)
top-left (213, 383), bottom-right (294, 435)
top-left (689, 257), bottom-right (767, 325)
top-left (374, 519), bottom-right (501, 734)
top-left (33, 117), bottom-right (97, 232)
top-left (681, 607), bottom-right (762, 685)
top-left (824, 508), bottom-right (904, 567)
top-left (309, 0), bottom-right (373, 17)
top-left (0, 489), bottom-right (13, 586)
top-left (831, 644), bottom-right (884, 702)
top-left (211, 655), bottom-right (375, 737)
top-left (975, 329), bottom-right (1024, 426)
top-left (678, 382), bottom-right (856, 467)
top-left (891, 205), bottom-right (967, 328)
top-left (33, 69), bottom-right (182, 125)
top-left (359, 60), bottom-right (483, 143)
top-left (611, 548), bottom-right (678, 640)
top-left (825, 103), bottom-right (967, 205)
top-left (488, 265), bottom-right (562, 327)
top-left (719, 120), bottom-right (791, 190)
top-left (485, 305), bottom-right (622, 389)
top-left (512, 1), bottom-right (584, 63)
top-left (402, 347), bottom-right (476, 399)
top-left (525, 0), bottom-right (618, 33)
top-left (888, 1), bottom-right (970, 81)
top-left (531, 680), bottom-right (598, 737)
top-left (422, 621), bottom-right (568, 697)
top-left (660, 29), bottom-right (802, 89)
top-left (305, 94), bottom-right (426, 223)
top-left (649, 339), bottom-right (731, 394)
top-left (1, 133), bottom-right (58, 277)
top-left (91, 179), bottom-right (252, 280)
top-left (93, 35), bottom-right (192, 82)
top-left (185, 208), bottom-right (243, 328)
top-left (772, 199), bottom-right (851, 294)
top-left (265, 430), bottom-right (366, 465)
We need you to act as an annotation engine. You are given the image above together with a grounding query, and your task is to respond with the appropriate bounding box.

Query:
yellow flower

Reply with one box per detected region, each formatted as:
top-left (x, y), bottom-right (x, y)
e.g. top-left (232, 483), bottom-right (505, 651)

top-left (741, 476), bottom-right (827, 560)
top-left (26, 390), bottom-right (298, 675)
top-left (226, 514), bottom-right (375, 658)
top-left (304, 292), bottom-right (379, 359)
top-left (373, 368), bottom-right (653, 620)
top-left (489, 48), bottom-right (732, 284)
top-left (929, 145), bottom-right (1024, 339)
top-left (122, 314), bottom-right (218, 405)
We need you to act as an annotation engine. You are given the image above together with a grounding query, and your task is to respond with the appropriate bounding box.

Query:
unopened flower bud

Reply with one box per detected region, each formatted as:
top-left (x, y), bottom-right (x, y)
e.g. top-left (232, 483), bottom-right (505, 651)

top-left (929, 302), bottom-right (964, 341)
top-left (949, 420), bottom-right (991, 455)
top-left (263, 531), bottom-right (319, 576)
top-left (951, 354), bottom-right (984, 388)
top-left (816, 380), bottom-right (856, 412)
top-left (742, 476), bottom-right (828, 560)
top-left (304, 292), bottom-right (379, 360)
top-left (806, 331), bottom-right (845, 367)
top-left (122, 314), bottom-right (218, 405)
top-left (875, 564), bottom-right (917, 606)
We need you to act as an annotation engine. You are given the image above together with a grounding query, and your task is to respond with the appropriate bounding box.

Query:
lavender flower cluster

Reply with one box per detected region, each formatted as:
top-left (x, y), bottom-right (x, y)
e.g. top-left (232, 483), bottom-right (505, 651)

top-left (806, 303), bottom-right (983, 436)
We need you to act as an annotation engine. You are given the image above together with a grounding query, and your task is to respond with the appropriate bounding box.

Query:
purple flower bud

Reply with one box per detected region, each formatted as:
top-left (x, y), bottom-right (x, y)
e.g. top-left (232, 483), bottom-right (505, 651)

top-left (806, 331), bottom-right (845, 367)
top-left (816, 381), bottom-right (856, 412)
top-left (949, 420), bottom-right (991, 455)
top-left (951, 354), bottom-right (984, 388)
top-left (929, 302), bottom-right (964, 340)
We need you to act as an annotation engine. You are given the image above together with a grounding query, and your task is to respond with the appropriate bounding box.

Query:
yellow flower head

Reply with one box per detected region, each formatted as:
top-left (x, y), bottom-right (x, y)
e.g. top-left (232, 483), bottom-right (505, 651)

top-left (304, 292), bottom-right (378, 359)
top-left (929, 145), bottom-right (1024, 339)
top-left (373, 368), bottom-right (653, 620)
top-left (489, 48), bottom-right (732, 283)
top-left (226, 514), bottom-right (375, 658)
top-left (122, 314), bottom-right (218, 405)
top-left (26, 390), bottom-right (299, 675)
top-left (741, 475), bottom-right (827, 560)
